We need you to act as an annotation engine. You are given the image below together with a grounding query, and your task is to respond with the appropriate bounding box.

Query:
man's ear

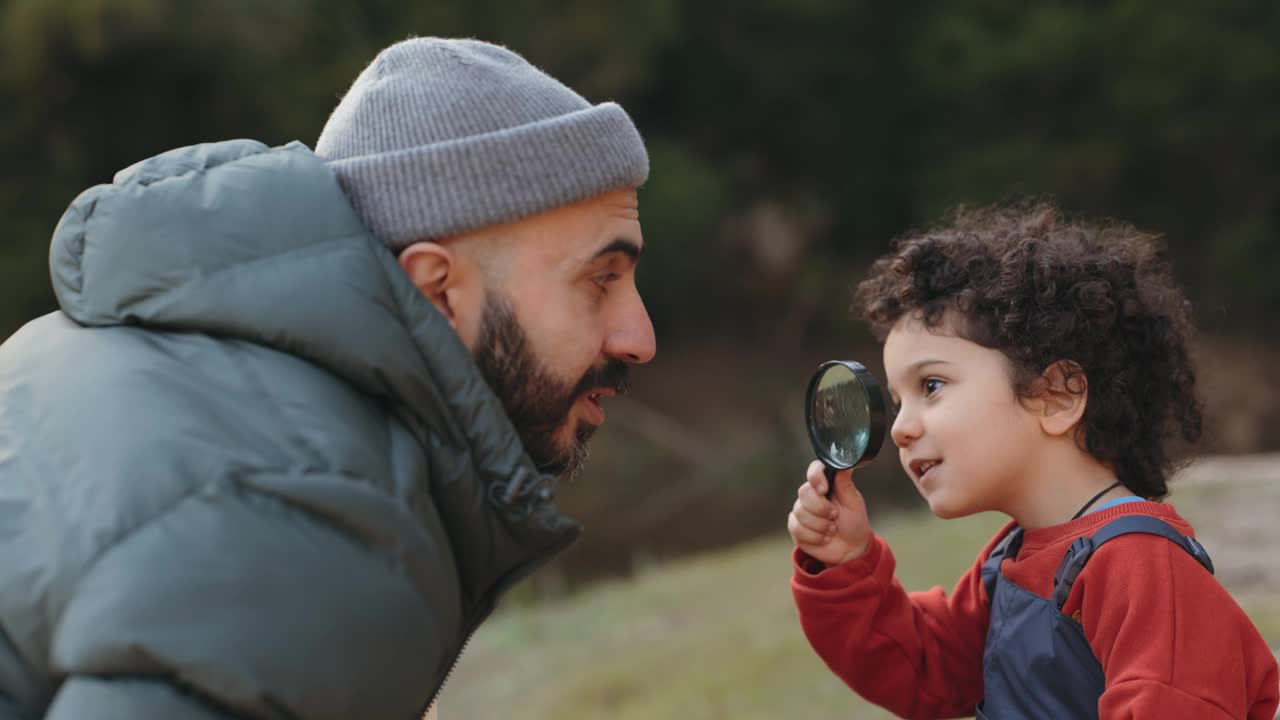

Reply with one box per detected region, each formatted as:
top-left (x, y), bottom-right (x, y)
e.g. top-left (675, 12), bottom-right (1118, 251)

top-left (1035, 360), bottom-right (1088, 437)
top-left (398, 241), bottom-right (460, 323)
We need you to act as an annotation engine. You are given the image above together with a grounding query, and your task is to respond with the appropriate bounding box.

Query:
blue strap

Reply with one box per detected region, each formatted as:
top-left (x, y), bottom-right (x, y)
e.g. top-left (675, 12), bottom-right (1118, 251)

top-left (1050, 515), bottom-right (1214, 609)
top-left (981, 528), bottom-right (1024, 600)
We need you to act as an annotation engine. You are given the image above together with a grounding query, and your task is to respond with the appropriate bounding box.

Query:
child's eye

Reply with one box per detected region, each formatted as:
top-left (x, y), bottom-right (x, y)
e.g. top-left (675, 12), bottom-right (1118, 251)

top-left (923, 377), bottom-right (945, 396)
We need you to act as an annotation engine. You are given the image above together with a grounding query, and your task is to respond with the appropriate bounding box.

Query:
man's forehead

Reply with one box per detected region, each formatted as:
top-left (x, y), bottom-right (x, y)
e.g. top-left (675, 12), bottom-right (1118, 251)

top-left (598, 188), bottom-right (640, 220)
top-left (497, 190), bottom-right (641, 268)
top-left (579, 189), bottom-right (643, 255)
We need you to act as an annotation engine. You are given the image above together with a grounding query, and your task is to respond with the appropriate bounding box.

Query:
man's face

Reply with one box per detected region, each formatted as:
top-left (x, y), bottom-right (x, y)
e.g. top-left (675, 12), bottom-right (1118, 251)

top-left (411, 188), bottom-right (656, 480)
top-left (472, 291), bottom-right (631, 479)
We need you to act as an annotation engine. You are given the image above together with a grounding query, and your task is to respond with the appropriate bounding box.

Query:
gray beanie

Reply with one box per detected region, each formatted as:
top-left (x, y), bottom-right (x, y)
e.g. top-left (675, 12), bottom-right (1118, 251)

top-left (315, 37), bottom-right (649, 251)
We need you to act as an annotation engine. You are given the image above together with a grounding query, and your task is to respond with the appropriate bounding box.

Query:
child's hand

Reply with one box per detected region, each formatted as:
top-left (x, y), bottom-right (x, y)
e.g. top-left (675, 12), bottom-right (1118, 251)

top-left (788, 460), bottom-right (872, 566)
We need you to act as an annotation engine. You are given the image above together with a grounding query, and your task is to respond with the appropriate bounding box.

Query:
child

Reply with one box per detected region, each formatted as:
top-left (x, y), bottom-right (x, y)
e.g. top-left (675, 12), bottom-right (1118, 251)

top-left (787, 203), bottom-right (1279, 719)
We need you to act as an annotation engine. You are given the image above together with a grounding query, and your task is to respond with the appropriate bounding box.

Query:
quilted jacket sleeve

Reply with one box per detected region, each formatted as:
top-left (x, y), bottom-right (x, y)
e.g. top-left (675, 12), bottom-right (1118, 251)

top-left (47, 477), bottom-right (449, 720)
top-left (45, 677), bottom-right (237, 720)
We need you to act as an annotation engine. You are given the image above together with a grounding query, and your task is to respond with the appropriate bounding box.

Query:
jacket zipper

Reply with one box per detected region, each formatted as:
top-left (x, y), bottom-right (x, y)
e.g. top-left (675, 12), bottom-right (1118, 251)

top-left (417, 535), bottom-right (573, 718)
top-left (420, 619), bottom-right (481, 718)
top-left (417, 468), bottom-right (578, 717)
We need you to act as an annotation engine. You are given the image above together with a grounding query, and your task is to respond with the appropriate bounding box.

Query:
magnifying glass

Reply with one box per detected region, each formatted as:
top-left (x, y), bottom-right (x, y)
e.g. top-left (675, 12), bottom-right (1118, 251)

top-left (804, 360), bottom-right (888, 498)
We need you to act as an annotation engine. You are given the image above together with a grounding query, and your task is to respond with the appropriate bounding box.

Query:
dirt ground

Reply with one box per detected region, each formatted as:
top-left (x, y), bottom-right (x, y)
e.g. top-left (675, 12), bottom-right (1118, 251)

top-left (1173, 454), bottom-right (1280, 599)
top-left (1170, 453), bottom-right (1280, 680)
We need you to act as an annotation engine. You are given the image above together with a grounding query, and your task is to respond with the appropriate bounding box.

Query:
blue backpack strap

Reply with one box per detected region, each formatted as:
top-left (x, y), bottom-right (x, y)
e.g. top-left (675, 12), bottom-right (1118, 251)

top-left (1051, 515), bottom-right (1214, 610)
top-left (982, 527), bottom-right (1024, 599)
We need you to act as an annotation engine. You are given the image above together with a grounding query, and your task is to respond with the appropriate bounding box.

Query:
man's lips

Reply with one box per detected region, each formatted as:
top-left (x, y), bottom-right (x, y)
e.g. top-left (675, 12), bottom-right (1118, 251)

top-left (579, 388), bottom-right (617, 426)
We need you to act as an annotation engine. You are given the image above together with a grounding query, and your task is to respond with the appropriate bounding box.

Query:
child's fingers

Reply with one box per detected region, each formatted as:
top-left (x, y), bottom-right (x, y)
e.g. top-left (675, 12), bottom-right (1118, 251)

top-left (791, 498), bottom-right (836, 535)
top-left (829, 467), bottom-right (854, 501)
top-left (805, 460), bottom-right (828, 495)
top-left (798, 480), bottom-right (836, 518)
top-left (788, 510), bottom-right (830, 546)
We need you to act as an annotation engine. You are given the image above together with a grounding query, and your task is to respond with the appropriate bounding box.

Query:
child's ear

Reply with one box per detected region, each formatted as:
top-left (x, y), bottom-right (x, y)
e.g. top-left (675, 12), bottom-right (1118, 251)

top-left (1034, 360), bottom-right (1088, 437)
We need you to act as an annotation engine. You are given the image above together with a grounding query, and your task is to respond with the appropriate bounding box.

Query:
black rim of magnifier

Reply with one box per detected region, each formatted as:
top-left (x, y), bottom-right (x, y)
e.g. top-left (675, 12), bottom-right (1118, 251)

top-left (804, 360), bottom-right (887, 470)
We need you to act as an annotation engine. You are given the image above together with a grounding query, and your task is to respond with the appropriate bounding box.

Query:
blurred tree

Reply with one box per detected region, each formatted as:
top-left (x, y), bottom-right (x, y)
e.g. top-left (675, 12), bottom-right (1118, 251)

top-left (4, 0), bottom-right (1280, 590)
top-left (3, 0), bottom-right (1279, 340)
top-left (905, 1), bottom-right (1280, 323)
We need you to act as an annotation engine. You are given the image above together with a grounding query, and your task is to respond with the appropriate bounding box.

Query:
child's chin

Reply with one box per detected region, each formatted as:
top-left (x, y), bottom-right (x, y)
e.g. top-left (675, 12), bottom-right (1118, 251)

top-left (926, 494), bottom-right (974, 520)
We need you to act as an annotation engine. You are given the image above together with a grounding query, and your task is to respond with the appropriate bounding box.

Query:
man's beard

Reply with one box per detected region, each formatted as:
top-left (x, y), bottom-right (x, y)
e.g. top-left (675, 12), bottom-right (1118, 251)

top-left (472, 292), bottom-right (629, 481)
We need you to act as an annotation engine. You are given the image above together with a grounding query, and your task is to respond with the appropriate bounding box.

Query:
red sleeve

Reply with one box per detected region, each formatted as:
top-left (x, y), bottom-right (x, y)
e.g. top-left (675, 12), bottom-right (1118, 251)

top-left (1065, 535), bottom-right (1280, 720)
top-left (791, 530), bottom-right (1003, 719)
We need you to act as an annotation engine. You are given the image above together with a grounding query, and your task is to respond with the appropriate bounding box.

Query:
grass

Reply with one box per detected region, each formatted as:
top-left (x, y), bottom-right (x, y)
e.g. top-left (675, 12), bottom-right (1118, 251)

top-left (441, 483), bottom-right (1280, 718)
top-left (441, 510), bottom-right (1009, 719)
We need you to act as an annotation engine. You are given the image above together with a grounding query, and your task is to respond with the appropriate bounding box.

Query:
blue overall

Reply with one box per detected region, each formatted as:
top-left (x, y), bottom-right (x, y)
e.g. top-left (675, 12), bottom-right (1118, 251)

top-left (974, 515), bottom-right (1215, 718)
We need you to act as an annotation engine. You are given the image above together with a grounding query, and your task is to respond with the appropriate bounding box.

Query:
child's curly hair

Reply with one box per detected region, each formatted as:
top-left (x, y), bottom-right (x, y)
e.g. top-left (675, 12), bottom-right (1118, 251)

top-left (855, 201), bottom-right (1202, 499)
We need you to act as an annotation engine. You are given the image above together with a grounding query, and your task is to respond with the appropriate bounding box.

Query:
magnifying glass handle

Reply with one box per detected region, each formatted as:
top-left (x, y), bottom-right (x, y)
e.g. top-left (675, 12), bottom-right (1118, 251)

top-left (823, 464), bottom-right (837, 500)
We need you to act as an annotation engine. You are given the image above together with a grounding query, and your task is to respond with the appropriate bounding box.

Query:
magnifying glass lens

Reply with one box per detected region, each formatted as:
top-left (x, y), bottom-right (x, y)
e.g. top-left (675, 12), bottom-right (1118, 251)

top-left (805, 360), bottom-right (887, 477)
top-left (812, 367), bottom-right (871, 467)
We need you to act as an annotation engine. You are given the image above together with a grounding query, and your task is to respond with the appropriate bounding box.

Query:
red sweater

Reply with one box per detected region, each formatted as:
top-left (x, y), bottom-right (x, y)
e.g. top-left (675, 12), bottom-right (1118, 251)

top-left (792, 502), bottom-right (1279, 719)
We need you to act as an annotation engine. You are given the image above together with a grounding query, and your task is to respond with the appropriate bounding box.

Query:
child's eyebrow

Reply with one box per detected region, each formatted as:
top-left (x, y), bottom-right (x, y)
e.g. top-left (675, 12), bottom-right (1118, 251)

top-left (887, 358), bottom-right (952, 399)
top-left (909, 358), bottom-right (951, 372)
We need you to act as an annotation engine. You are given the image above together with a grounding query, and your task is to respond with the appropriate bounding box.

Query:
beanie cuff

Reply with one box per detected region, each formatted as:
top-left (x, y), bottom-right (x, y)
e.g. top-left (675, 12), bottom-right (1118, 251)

top-left (325, 102), bottom-right (648, 251)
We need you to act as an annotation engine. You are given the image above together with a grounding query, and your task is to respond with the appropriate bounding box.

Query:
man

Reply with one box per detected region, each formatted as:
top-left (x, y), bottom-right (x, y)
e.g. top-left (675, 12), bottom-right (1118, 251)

top-left (0, 38), bottom-right (654, 719)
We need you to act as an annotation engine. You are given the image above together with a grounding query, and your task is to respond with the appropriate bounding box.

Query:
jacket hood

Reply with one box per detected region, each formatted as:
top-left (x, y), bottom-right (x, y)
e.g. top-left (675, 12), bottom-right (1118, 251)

top-left (47, 139), bottom-right (578, 569)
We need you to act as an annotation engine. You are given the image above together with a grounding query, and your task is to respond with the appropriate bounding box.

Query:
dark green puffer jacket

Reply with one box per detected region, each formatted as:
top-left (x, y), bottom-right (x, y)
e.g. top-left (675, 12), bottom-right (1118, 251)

top-left (0, 140), bottom-right (580, 719)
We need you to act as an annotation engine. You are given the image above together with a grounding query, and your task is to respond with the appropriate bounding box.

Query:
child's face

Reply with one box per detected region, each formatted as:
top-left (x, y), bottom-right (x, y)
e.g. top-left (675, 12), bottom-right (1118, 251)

top-left (883, 315), bottom-right (1043, 519)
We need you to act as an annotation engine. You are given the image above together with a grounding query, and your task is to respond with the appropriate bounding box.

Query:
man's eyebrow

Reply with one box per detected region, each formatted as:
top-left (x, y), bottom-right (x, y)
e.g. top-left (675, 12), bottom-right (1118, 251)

top-left (591, 238), bottom-right (643, 263)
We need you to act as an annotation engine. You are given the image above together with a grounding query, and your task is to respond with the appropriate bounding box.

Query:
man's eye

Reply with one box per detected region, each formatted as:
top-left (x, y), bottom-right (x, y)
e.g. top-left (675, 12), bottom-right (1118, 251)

top-left (593, 273), bottom-right (620, 292)
top-left (923, 378), bottom-right (945, 395)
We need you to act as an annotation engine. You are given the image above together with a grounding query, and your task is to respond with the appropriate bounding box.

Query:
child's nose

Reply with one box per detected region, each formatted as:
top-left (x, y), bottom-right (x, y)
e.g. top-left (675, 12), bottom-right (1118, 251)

top-left (891, 407), bottom-right (920, 448)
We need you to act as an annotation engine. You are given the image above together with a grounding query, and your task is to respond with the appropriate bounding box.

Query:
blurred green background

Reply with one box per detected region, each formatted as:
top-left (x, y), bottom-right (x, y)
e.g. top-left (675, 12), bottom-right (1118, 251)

top-left (3, 2), bottom-right (1278, 716)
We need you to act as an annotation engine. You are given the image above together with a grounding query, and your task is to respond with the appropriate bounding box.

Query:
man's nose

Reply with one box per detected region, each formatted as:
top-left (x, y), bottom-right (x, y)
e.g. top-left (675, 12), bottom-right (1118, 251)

top-left (605, 291), bottom-right (656, 364)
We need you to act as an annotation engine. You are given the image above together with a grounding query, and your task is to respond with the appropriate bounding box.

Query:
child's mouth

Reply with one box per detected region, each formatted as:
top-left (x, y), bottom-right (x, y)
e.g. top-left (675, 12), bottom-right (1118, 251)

top-left (910, 458), bottom-right (942, 482)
